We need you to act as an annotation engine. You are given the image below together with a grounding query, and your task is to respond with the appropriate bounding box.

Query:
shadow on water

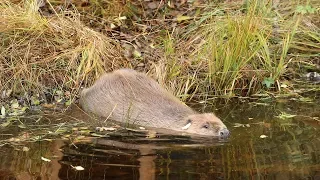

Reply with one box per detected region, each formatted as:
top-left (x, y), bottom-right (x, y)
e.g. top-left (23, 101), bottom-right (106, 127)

top-left (0, 97), bottom-right (320, 180)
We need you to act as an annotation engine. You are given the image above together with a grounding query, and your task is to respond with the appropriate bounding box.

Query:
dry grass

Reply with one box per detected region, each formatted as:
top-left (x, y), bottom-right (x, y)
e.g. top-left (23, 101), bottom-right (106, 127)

top-left (0, 0), bottom-right (319, 104)
top-left (0, 0), bottom-right (125, 99)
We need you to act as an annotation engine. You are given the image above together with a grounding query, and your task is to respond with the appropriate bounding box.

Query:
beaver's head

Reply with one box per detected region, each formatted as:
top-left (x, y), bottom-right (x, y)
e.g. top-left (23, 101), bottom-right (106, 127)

top-left (181, 113), bottom-right (229, 138)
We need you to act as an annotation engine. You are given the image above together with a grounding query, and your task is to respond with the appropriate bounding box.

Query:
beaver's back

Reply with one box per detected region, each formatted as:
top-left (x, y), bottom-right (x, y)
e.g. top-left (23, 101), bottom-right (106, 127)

top-left (80, 69), bottom-right (194, 129)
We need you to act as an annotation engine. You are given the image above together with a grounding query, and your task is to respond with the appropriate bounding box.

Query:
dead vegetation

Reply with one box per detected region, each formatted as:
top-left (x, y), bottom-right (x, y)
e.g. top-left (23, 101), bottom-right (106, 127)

top-left (0, 0), bottom-right (124, 101)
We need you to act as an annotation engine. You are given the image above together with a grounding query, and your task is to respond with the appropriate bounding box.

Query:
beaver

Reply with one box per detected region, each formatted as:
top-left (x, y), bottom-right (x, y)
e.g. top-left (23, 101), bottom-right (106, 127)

top-left (80, 69), bottom-right (229, 137)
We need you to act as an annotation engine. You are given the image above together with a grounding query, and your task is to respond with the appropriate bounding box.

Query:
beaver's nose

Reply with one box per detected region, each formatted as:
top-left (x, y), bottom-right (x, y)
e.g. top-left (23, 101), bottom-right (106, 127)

top-left (219, 128), bottom-right (230, 137)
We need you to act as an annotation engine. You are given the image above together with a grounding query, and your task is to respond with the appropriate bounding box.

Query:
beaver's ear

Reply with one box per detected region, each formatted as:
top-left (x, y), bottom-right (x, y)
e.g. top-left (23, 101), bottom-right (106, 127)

top-left (181, 119), bottom-right (192, 130)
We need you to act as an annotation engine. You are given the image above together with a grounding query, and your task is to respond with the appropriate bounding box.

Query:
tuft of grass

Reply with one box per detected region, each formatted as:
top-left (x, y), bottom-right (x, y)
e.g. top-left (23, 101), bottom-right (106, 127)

top-left (0, 0), bottom-right (124, 100)
top-left (152, 0), bottom-right (319, 100)
top-left (154, 31), bottom-right (202, 101)
top-left (182, 0), bottom-right (314, 97)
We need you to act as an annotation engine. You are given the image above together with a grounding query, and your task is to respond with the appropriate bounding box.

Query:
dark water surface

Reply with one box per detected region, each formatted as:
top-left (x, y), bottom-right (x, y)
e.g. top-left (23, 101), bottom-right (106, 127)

top-left (0, 98), bottom-right (319, 180)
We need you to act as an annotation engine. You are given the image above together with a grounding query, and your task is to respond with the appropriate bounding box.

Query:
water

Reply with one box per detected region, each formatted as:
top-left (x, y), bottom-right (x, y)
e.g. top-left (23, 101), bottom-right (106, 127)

top-left (0, 98), bottom-right (319, 180)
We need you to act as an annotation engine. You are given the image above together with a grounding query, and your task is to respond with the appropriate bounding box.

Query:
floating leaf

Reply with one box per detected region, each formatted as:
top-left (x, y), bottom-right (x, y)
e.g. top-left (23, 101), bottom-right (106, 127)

top-left (22, 147), bottom-right (30, 152)
top-left (260, 135), bottom-right (268, 139)
top-left (72, 165), bottom-right (85, 171)
top-left (41, 157), bottom-right (51, 162)
top-left (252, 102), bottom-right (270, 106)
top-left (233, 123), bottom-right (245, 128)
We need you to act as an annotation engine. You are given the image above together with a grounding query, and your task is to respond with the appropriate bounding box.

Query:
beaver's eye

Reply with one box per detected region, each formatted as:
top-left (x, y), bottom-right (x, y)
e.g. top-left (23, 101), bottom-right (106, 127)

top-left (203, 124), bottom-right (209, 129)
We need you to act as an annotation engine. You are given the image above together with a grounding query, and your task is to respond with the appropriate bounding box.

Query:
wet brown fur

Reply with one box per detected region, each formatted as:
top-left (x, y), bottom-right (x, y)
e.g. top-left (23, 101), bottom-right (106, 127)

top-left (80, 69), bottom-right (228, 136)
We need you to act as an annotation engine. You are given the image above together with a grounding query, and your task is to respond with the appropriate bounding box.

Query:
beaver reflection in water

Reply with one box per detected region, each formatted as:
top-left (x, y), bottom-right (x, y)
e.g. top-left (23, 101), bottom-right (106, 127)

top-left (80, 69), bottom-right (230, 138)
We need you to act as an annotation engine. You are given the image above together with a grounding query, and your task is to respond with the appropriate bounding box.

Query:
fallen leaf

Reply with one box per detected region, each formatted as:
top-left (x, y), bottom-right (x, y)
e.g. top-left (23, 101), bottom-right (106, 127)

top-left (263, 122), bottom-right (271, 128)
top-left (18, 124), bottom-right (27, 129)
top-left (233, 123), bottom-right (245, 128)
top-left (65, 100), bottom-right (71, 106)
top-left (41, 157), bottom-right (51, 162)
top-left (72, 165), bottom-right (85, 171)
top-left (22, 147), bottom-right (30, 152)
top-left (91, 133), bottom-right (106, 137)
top-left (103, 127), bottom-right (116, 131)
top-left (276, 112), bottom-right (296, 119)
top-left (6, 90), bottom-right (12, 97)
top-left (31, 96), bottom-right (40, 105)
top-left (11, 101), bottom-right (19, 109)
top-left (1, 106), bottom-right (5, 117)
top-left (260, 135), bottom-right (268, 139)
top-left (149, 43), bottom-right (155, 49)
top-left (147, 2), bottom-right (158, 9)
top-left (42, 103), bottom-right (56, 108)
top-left (110, 23), bottom-right (116, 29)
top-left (146, 130), bottom-right (157, 138)
top-left (176, 15), bottom-right (192, 23)
top-left (72, 127), bottom-right (79, 131)
top-left (133, 50), bottom-right (142, 58)
top-left (1, 121), bottom-right (10, 127)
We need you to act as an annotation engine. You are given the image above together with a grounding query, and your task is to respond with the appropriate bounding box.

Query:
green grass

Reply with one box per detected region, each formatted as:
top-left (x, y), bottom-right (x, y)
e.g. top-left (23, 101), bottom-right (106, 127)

top-left (167, 0), bottom-right (319, 98)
